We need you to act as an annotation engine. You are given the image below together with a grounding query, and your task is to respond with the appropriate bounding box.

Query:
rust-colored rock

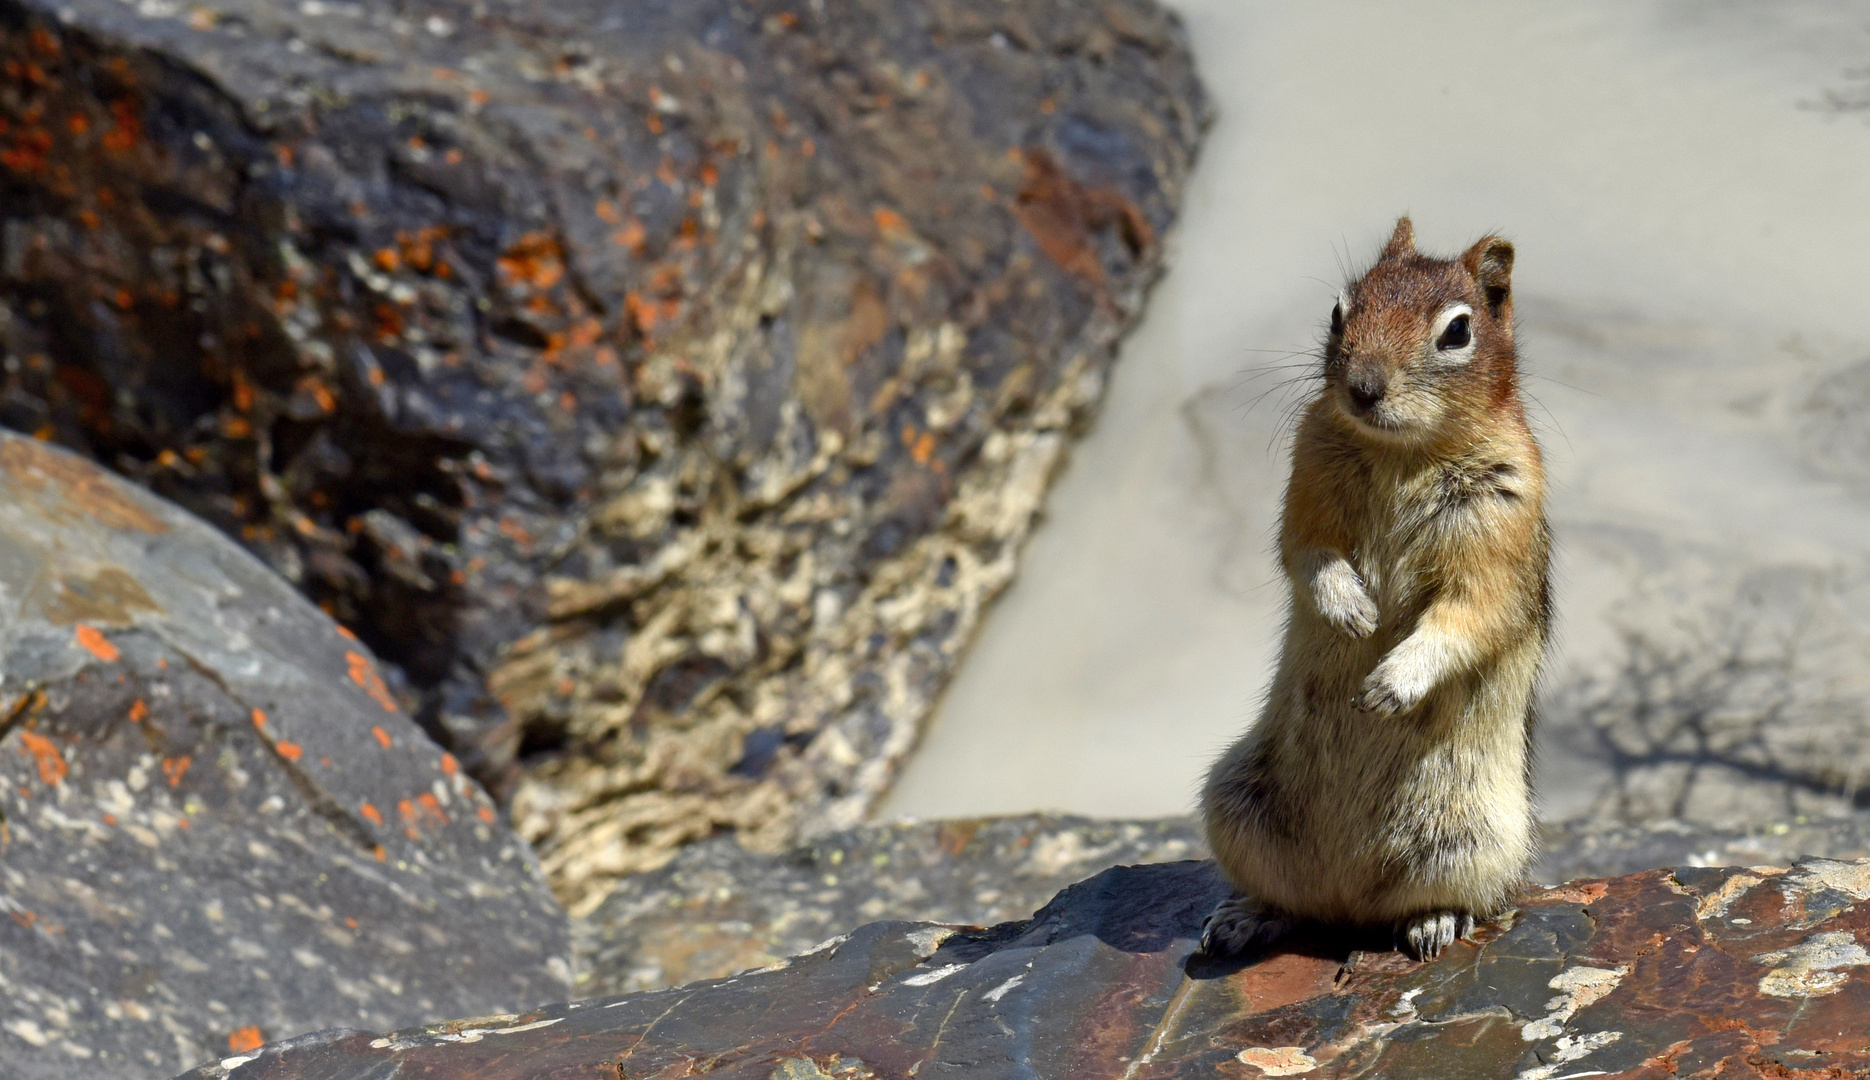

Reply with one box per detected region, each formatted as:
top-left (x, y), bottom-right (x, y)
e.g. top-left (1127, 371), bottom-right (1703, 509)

top-left (177, 855), bottom-right (1870, 1079)
top-left (0, 0), bottom-right (1208, 911)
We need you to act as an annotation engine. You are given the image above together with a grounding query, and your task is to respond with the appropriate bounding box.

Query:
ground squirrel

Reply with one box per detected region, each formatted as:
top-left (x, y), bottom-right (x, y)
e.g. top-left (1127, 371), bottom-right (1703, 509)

top-left (1200, 217), bottom-right (1551, 961)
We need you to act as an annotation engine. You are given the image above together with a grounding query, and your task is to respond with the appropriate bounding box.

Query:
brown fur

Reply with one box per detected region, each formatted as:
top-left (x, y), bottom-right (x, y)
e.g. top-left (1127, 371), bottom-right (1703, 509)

top-left (1201, 218), bottom-right (1550, 957)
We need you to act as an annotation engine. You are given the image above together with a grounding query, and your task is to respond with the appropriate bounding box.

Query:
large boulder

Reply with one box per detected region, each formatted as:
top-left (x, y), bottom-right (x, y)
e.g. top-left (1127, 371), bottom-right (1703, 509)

top-left (0, 0), bottom-right (1208, 910)
top-left (173, 854), bottom-right (1870, 1079)
top-left (0, 431), bottom-right (570, 1080)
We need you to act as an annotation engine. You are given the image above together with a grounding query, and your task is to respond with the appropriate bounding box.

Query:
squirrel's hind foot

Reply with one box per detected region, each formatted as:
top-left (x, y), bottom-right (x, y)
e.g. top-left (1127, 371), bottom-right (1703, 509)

top-left (1396, 909), bottom-right (1476, 961)
top-left (1199, 895), bottom-right (1292, 957)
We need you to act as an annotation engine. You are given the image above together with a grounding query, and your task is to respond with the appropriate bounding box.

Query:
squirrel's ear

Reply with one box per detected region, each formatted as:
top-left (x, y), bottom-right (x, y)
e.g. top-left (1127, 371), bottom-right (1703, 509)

top-left (1463, 236), bottom-right (1514, 321)
top-left (1381, 216), bottom-right (1415, 258)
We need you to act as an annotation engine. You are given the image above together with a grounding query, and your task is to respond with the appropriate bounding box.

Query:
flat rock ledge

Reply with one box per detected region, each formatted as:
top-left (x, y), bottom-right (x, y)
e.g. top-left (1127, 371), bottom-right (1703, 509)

top-left (181, 856), bottom-right (1870, 1079)
top-left (577, 809), bottom-right (1870, 998)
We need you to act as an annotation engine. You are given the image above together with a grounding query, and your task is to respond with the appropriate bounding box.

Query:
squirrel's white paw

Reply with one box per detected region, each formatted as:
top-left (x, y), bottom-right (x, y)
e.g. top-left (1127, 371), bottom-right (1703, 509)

top-left (1359, 651), bottom-right (1434, 716)
top-left (1314, 561), bottom-right (1377, 638)
top-left (1396, 910), bottom-right (1476, 961)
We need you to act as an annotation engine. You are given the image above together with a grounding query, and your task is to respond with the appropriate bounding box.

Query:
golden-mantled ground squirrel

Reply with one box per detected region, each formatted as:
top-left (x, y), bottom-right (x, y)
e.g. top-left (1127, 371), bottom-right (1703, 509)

top-left (1200, 218), bottom-right (1551, 961)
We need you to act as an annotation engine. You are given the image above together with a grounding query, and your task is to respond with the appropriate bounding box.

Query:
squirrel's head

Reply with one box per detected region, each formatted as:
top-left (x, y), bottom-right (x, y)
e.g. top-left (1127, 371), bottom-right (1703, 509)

top-left (1324, 217), bottom-right (1520, 447)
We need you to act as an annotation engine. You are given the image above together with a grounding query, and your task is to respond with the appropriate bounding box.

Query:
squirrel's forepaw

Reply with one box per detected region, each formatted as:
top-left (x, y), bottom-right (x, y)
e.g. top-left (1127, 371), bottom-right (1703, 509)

top-left (1359, 657), bottom-right (1430, 716)
top-left (1199, 895), bottom-right (1291, 957)
top-left (1315, 563), bottom-right (1378, 638)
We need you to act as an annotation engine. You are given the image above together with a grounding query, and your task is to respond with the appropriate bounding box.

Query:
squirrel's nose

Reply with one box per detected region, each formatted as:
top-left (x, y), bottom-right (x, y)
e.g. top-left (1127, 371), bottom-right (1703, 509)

top-left (1347, 369), bottom-right (1387, 410)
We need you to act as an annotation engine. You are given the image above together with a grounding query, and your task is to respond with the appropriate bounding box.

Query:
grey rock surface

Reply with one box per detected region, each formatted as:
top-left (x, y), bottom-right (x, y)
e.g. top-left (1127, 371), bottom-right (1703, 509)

top-left (0, 0), bottom-right (1207, 913)
top-left (577, 813), bottom-right (1205, 995)
top-left (1537, 813), bottom-right (1870, 884)
top-left (0, 432), bottom-right (570, 1080)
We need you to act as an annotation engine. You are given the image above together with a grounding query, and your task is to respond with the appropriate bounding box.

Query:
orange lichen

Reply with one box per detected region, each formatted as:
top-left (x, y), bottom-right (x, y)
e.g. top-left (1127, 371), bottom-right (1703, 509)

top-left (872, 207), bottom-right (908, 235)
top-left (128, 699), bottom-right (148, 723)
top-left (477, 805), bottom-right (497, 824)
top-left (346, 652), bottom-right (398, 712)
top-left (440, 753), bottom-right (458, 777)
top-left (227, 1027), bottom-right (264, 1053)
top-left (611, 220), bottom-right (646, 251)
top-left (568, 318), bottom-right (603, 348)
top-left (497, 232), bottom-right (566, 290)
top-left (417, 792), bottom-right (449, 824)
top-left (100, 99), bottom-right (140, 154)
top-left (296, 375), bottom-right (336, 414)
top-left (275, 741), bottom-right (303, 763)
top-left (398, 797), bottom-right (421, 838)
top-left (370, 725), bottom-right (393, 749)
top-left (18, 733), bottom-right (67, 786)
top-left (74, 625), bottom-right (119, 662)
top-left (360, 801), bottom-right (383, 826)
top-left (251, 708), bottom-right (267, 729)
top-left (2, 126), bottom-right (53, 173)
top-left (161, 755), bottom-right (191, 787)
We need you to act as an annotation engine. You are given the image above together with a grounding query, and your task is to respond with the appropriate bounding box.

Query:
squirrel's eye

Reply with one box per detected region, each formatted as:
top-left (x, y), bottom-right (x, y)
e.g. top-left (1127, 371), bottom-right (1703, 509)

top-left (1436, 314), bottom-right (1471, 351)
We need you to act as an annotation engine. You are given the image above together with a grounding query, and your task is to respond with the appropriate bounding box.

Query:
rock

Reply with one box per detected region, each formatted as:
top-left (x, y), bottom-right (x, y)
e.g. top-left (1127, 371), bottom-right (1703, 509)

top-left (0, 432), bottom-right (570, 1080)
top-left (173, 855), bottom-right (1870, 1079)
top-left (577, 813), bottom-right (1207, 995)
top-left (0, 0), bottom-right (1208, 909)
top-left (1538, 814), bottom-right (1870, 885)
top-left (580, 810), bottom-right (1870, 997)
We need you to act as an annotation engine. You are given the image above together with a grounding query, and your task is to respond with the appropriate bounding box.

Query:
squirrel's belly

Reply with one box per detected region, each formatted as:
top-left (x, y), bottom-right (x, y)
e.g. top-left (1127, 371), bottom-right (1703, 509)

top-left (1209, 635), bottom-right (1535, 922)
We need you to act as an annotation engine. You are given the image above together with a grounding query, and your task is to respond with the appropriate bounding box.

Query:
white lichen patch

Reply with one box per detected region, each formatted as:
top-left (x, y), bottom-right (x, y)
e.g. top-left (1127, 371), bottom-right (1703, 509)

top-left (1515, 1030), bottom-right (1623, 1080)
top-left (368, 1015), bottom-right (562, 1050)
top-left (899, 963), bottom-right (966, 987)
top-left (1782, 859), bottom-right (1870, 903)
top-left (1694, 871), bottom-right (1775, 922)
top-left (1234, 1046), bottom-right (1318, 1075)
top-left (1520, 965), bottom-right (1629, 1042)
top-left (902, 926), bottom-right (955, 958)
top-left (1753, 931), bottom-right (1870, 998)
top-left (983, 974), bottom-right (1024, 1002)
